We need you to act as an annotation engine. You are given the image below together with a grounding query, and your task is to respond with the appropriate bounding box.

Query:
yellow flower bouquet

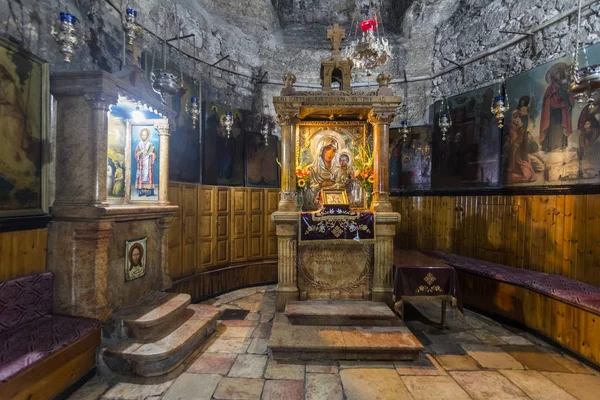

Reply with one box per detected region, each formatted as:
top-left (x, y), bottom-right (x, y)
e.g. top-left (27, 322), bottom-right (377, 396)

top-left (353, 144), bottom-right (375, 207)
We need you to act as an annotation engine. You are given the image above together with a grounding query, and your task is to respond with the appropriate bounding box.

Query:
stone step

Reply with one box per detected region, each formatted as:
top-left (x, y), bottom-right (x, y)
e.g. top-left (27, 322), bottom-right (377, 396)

top-left (285, 300), bottom-right (399, 326)
top-left (112, 292), bottom-right (191, 341)
top-left (268, 316), bottom-right (424, 361)
top-left (103, 304), bottom-right (219, 377)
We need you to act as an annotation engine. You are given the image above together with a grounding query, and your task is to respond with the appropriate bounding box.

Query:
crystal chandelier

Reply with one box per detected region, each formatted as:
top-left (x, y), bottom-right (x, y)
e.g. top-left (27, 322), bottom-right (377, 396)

top-left (261, 119), bottom-right (271, 146)
top-left (342, 18), bottom-right (392, 76)
top-left (570, 0), bottom-right (600, 106)
top-left (223, 111), bottom-right (233, 139)
top-left (438, 98), bottom-right (452, 142)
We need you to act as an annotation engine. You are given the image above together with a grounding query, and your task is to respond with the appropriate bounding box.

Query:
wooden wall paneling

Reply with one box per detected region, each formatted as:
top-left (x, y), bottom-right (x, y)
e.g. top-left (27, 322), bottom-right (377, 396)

top-left (248, 189), bottom-right (264, 260)
top-left (181, 184), bottom-right (198, 277)
top-left (198, 185), bottom-right (216, 270)
top-left (167, 182), bottom-right (183, 279)
top-left (586, 195), bottom-right (600, 286)
top-left (264, 189), bottom-right (279, 259)
top-left (215, 187), bottom-right (231, 265)
top-left (230, 188), bottom-right (248, 263)
top-left (0, 229), bottom-right (48, 281)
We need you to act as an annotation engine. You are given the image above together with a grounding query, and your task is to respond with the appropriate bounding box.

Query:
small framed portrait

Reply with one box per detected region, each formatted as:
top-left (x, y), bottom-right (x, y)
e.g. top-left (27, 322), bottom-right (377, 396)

top-left (321, 189), bottom-right (349, 206)
top-left (125, 237), bottom-right (147, 282)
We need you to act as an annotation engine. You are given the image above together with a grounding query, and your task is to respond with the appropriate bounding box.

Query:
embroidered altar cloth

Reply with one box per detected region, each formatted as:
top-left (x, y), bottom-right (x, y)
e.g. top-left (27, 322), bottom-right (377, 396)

top-left (299, 206), bottom-right (375, 244)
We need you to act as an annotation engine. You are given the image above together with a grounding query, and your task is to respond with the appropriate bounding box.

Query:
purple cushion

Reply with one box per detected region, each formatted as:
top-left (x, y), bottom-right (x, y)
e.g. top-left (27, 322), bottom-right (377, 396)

top-left (0, 272), bottom-right (53, 334)
top-left (0, 314), bottom-right (100, 382)
top-left (423, 251), bottom-right (600, 314)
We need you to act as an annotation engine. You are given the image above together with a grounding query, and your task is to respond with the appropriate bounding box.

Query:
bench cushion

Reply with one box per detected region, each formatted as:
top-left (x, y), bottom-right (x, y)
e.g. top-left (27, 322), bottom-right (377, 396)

top-left (0, 272), bottom-right (53, 335)
top-left (423, 251), bottom-right (600, 314)
top-left (0, 314), bottom-right (100, 383)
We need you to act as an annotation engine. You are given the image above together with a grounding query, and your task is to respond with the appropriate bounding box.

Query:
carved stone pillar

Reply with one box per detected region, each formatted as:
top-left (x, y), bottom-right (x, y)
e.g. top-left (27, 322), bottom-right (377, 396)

top-left (276, 109), bottom-right (300, 212)
top-left (48, 221), bottom-right (115, 321)
top-left (155, 120), bottom-right (171, 206)
top-left (157, 216), bottom-right (174, 291)
top-left (272, 212), bottom-right (299, 311)
top-left (368, 108), bottom-right (396, 213)
top-left (372, 212), bottom-right (400, 306)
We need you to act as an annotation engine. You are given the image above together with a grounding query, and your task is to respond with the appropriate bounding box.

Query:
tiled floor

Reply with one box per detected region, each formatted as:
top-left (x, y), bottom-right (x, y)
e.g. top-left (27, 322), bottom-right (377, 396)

top-left (69, 285), bottom-right (600, 400)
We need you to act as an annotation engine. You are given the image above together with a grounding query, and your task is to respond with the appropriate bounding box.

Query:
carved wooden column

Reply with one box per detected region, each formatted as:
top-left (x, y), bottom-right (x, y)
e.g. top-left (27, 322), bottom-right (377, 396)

top-left (368, 108), bottom-right (395, 212)
top-left (275, 108), bottom-right (299, 212)
top-left (272, 212), bottom-right (299, 311)
top-left (155, 120), bottom-right (171, 206)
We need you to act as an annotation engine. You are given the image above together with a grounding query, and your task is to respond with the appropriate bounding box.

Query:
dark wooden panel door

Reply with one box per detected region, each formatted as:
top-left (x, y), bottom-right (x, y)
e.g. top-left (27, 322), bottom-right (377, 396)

top-left (181, 184), bottom-right (198, 277)
top-left (198, 186), bottom-right (215, 270)
top-left (167, 183), bottom-right (182, 279)
top-left (231, 188), bottom-right (248, 263)
top-left (264, 189), bottom-right (279, 259)
top-left (248, 189), bottom-right (264, 260)
top-left (215, 187), bottom-right (231, 265)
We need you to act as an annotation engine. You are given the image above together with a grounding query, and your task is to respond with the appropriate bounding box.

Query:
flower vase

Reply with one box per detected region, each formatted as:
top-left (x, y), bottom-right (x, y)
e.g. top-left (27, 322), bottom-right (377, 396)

top-left (296, 190), bottom-right (304, 211)
top-left (366, 192), bottom-right (373, 209)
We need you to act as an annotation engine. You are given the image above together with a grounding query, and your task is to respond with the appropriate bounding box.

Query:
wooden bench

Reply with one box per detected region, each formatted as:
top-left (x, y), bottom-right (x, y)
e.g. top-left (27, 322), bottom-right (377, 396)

top-left (0, 272), bottom-right (101, 400)
top-left (422, 251), bottom-right (600, 367)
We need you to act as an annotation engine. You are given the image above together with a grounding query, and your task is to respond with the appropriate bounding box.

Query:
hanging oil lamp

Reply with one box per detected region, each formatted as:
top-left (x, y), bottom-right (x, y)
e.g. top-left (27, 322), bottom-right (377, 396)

top-left (261, 119), bottom-right (271, 146)
top-left (400, 120), bottom-right (410, 142)
top-left (223, 111), bottom-right (233, 139)
top-left (123, 8), bottom-right (142, 46)
top-left (570, 0), bottom-right (600, 106)
top-left (438, 98), bottom-right (452, 142)
top-left (491, 79), bottom-right (510, 129)
top-left (51, 12), bottom-right (82, 63)
top-left (186, 97), bottom-right (200, 129)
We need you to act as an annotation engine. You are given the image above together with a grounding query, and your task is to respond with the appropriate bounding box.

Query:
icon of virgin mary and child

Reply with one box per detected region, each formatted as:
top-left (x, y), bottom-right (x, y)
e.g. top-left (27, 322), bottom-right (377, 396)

top-left (306, 136), bottom-right (363, 207)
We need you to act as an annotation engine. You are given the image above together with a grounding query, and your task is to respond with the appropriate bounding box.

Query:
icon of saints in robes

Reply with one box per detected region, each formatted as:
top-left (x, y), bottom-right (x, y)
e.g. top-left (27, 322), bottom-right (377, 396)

top-left (337, 151), bottom-right (363, 207)
top-left (540, 63), bottom-right (573, 152)
top-left (134, 128), bottom-right (157, 197)
top-left (308, 137), bottom-right (339, 207)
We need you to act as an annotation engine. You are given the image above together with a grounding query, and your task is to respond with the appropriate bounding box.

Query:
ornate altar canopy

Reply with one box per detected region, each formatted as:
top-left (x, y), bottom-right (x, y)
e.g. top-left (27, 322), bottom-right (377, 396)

top-left (271, 24), bottom-right (402, 309)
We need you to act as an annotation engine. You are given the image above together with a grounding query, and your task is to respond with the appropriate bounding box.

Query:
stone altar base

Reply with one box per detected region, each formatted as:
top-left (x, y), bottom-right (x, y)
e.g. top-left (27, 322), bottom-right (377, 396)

top-left (268, 300), bottom-right (423, 361)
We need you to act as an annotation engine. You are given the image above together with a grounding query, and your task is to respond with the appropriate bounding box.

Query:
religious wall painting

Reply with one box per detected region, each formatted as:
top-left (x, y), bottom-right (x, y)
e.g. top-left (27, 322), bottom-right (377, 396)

top-left (0, 38), bottom-right (49, 217)
top-left (202, 102), bottom-right (244, 186)
top-left (244, 130), bottom-right (280, 188)
top-left (502, 42), bottom-right (600, 187)
top-left (142, 51), bottom-right (201, 183)
top-left (125, 237), bottom-right (147, 282)
top-left (433, 83), bottom-right (502, 190)
top-left (389, 126), bottom-right (432, 191)
top-left (297, 123), bottom-right (367, 210)
top-left (107, 114), bottom-right (127, 199)
top-left (129, 124), bottom-right (160, 201)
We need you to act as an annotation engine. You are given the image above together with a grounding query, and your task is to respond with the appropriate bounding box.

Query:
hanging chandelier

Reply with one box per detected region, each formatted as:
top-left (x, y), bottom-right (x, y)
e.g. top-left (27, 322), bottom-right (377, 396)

top-left (438, 98), bottom-right (452, 142)
top-left (261, 119), bottom-right (271, 146)
top-left (223, 111), bottom-right (233, 139)
top-left (342, 18), bottom-right (392, 76)
top-left (491, 77), bottom-right (510, 129)
top-left (570, 0), bottom-right (600, 106)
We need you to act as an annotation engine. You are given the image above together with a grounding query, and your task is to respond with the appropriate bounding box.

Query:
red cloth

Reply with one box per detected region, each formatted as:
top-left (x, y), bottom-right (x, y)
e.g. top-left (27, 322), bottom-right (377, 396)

top-left (539, 83), bottom-right (572, 142)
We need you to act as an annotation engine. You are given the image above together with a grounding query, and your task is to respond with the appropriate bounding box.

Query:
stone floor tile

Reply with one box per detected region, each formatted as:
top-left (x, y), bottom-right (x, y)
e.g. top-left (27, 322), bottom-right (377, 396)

top-left (216, 325), bottom-right (257, 338)
top-left (251, 323), bottom-right (272, 338)
top-left (261, 380), bottom-right (303, 400)
top-left (259, 313), bottom-right (274, 323)
top-left (542, 372), bottom-right (600, 400)
top-left (394, 353), bottom-right (447, 376)
top-left (187, 352), bottom-right (237, 374)
top-left (484, 325), bottom-right (515, 337)
top-left (246, 312), bottom-right (261, 321)
top-left (203, 336), bottom-right (252, 354)
top-left (402, 375), bottom-right (471, 399)
top-left (306, 361), bottom-right (339, 374)
top-left (100, 380), bottom-right (174, 400)
top-left (228, 354), bottom-right (268, 378)
top-left (219, 320), bottom-right (259, 327)
top-left (500, 345), bottom-right (571, 372)
top-left (232, 301), bottom-right (261, 313)
top-left (306, 373), bottom-right (344, 400)
top-left (428, 342), bottom-right (467, 355)
top-left (339, 360), bottom-right (395, 369)
top-left (449, 331), bottom-right (482, 345)
top-left (497, 335), bottom-right (532, 345)
top-left (461, 344), bottom-right (524, 369)
top-left (464, 315), bottom-right (491, 329)
top-left (434, 354), bottom-right (481, 371)
top-left (450, 371), bottom-right (529, 400)
top-left (500, 370), bottom-right (577, 400)
top-left (340, 368), bottom-right (414, 400)
top-left (66, 375), bottom-right (112, 399)
top-left (162, 373), bottom-right (221, 400)
top-left (470, 329), bottom-right (506, 345)
top-left (263, 359), bottom-right (305, 380)
top-left (247, 338), bottom-right (269, 355)
top-left (549, 354), bottom-right (599, 375)
top-left (213, 377), bottom-right (264, 400)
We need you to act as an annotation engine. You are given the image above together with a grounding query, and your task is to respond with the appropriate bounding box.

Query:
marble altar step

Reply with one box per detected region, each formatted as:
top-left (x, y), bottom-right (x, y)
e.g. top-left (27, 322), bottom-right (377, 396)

top-left (111, 292), bottom-right (192, 341)
top-left (268, 314), bottom-right (424, 361)
top-left (285, 300), bottom-right (400, 326)
top-left (102, 303), bottom-right (219, 377)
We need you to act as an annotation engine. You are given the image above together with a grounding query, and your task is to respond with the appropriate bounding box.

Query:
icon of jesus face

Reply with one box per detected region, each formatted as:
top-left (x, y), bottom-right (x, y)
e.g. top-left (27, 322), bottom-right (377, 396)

top-left (339, 154), bottom-right (349, 168)
top-left (129, 244), bottom-right (143, 268)
top-left (140, 129), bottom-right (150, 142)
